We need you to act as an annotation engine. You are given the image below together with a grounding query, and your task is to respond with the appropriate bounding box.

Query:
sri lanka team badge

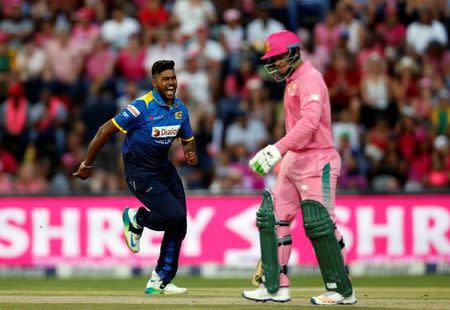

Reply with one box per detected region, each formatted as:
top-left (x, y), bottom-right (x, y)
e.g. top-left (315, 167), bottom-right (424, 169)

top-left (175, 111), bottom-right (182, 119)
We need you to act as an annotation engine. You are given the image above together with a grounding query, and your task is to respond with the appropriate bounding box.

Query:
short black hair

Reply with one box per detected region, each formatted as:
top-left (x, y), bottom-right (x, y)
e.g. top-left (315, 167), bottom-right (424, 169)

top-left (152, 60), bottom-right (175, 77)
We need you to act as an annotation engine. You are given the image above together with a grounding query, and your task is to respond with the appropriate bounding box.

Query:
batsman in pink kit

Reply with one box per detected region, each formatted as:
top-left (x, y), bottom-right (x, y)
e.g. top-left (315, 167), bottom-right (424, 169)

top-left (242, 30), bottom-right (357, 305)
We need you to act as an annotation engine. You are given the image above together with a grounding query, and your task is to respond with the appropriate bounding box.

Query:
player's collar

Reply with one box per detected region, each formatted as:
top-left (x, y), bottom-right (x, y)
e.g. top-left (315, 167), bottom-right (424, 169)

top-left (152, 89), bottom-right (180, 109)
top-left (286, 60), bottom-right (312, 83)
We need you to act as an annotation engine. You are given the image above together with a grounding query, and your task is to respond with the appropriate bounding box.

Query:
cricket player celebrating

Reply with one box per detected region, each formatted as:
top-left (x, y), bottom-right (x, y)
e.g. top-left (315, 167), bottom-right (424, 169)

top-left (242, 30), bottom-right (357, 305)
top-left (74, 60), bottom-right (197, 294)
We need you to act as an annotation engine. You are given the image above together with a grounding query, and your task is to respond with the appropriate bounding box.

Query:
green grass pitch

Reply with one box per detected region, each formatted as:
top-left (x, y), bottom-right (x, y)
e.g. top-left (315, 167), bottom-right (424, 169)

top-left (0, 275), bottom-right (449, 309)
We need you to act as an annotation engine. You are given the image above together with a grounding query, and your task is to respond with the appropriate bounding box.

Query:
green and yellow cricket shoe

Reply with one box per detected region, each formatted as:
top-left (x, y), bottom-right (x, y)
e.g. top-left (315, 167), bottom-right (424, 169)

top-left (122, 207), bottom-right (143, 253)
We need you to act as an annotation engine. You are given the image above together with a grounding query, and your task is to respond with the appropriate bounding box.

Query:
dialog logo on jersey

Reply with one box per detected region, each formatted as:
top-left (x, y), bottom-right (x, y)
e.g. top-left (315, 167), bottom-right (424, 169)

top-left (152, 125), bottom-right (180, 138)
top-left (150, 114), bottom-right (164, 121)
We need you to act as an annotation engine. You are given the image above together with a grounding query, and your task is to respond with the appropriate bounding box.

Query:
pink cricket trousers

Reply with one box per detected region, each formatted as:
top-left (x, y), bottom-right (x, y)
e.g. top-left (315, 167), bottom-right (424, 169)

top-left (272, 148), bottom-right (343, 287)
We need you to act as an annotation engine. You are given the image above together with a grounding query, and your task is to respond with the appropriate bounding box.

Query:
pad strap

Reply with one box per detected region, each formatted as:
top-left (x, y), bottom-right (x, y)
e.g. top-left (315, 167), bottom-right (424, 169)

top-left (278, 235), bottom-right (292, 246)
top-left (276, 220), bottom-right (290, 226)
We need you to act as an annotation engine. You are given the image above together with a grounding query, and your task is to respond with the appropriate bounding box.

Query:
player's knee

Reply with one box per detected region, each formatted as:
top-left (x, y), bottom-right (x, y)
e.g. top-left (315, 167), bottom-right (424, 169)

top-left (165, 213), bottom-right (186, 237)
top-left (165, 207), bottom-right (186, 227)
top-left (169, 212), bottom-right (186, 225)
top-left (300, 200), bottom-right (334, 239)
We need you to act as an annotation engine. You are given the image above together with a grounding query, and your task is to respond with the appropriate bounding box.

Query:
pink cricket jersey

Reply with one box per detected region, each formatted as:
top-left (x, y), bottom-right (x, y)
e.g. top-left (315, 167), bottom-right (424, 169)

top-left (275, 60), bottom-right (334, 155)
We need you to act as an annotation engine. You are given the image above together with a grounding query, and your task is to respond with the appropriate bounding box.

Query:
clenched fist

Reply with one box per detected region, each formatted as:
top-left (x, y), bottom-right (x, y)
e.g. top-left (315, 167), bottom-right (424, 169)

top-left (73, 161), bottom-right (93, 180)
top-left (185, 151), bottom-right (198, 165)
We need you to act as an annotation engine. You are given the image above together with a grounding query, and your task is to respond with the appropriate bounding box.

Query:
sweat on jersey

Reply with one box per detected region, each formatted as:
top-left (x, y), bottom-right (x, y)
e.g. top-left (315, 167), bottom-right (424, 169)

top-left (112, 89), bottom-right (194, 169)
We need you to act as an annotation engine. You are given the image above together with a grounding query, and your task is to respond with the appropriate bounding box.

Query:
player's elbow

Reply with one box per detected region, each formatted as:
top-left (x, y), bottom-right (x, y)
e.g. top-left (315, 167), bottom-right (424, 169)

top-left (98, 120), bottom-right (119, 137)
top-left (97, 124), bottom-right (108, 137)
top-left (303, 120), bottom-right (319, 134)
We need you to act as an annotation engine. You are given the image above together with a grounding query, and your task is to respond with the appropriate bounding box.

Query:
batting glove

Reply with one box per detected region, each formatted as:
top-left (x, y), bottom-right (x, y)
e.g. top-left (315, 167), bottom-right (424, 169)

top-left (249, 145), bottom-right (282, 176)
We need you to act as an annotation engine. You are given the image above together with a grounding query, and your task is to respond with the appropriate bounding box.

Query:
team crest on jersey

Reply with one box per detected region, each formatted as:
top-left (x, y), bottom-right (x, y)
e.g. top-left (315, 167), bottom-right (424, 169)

top-left (126, 104), bottom-right (140, 117)
top-left (287, 83), bottom-right (297, 95)
top-left (152, 125), bottom-right (180, 138)
top-left (175, 111), bottom-right (183, 119)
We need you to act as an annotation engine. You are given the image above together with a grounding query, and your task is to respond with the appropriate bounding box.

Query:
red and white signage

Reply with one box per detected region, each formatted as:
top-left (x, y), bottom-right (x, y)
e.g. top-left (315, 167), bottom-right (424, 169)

top-left (0, 195), bottom-right (449, 266)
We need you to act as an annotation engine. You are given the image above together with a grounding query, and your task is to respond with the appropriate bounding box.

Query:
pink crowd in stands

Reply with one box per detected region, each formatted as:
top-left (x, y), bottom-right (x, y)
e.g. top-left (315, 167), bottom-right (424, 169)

top-left (0, 0), bottom-right (449, 194)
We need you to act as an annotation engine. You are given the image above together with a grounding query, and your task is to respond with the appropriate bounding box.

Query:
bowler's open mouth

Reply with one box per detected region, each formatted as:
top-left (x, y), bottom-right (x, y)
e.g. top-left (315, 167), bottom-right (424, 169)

top-left (166, 86), bottom-right (175, 97)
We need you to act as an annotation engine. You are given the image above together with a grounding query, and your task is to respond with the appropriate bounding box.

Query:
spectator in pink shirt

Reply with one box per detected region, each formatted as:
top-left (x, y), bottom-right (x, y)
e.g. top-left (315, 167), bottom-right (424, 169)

top-left (396, 115), bottom-right (418, 164)
top-left (0, 119), bottom-right (17, 194)
top-left (406, 131), bottom-right (432, 190)
top-left (14, 161), bottom-right (48, 193)
top-left (426, 135), bottom-right (450, 188)
top-left (116, 33), bottom-right (146, 83)
top-left (71, 7), bottom-right (100, 56)
top-left (412, 77), bottom-right (434, 121)
top-left (0, 82), bottom-right (31, 160)
top-left (324, 50), bottom-right (360, 118)
top-left (0, 171), bottom-right (13, 193)
top-left (45, 25), bottom-right (85, 102)
top-left (314, 10), bottom-right (344, 52)
top-left (85, 36), bottom-right (116, 95)
top-left (300, 29), bottom-right (331, 74)
top-left (375, 6), bottom-right (406, 59)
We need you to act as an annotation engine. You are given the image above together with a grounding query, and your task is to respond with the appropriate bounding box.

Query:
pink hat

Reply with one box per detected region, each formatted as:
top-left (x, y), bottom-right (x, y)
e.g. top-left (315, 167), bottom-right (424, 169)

top-left (261, 30), bottom-right (301, 60)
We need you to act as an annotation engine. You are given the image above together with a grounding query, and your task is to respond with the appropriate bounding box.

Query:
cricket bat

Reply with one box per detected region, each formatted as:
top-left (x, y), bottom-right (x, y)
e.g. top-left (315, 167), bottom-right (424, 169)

top-left (251, 259), bottom-right (263, 287)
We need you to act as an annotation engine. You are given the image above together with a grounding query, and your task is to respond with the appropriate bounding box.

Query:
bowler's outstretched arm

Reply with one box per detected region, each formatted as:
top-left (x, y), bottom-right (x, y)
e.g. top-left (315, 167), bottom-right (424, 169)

top-left (73, 120), bottom-right (119, 179)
